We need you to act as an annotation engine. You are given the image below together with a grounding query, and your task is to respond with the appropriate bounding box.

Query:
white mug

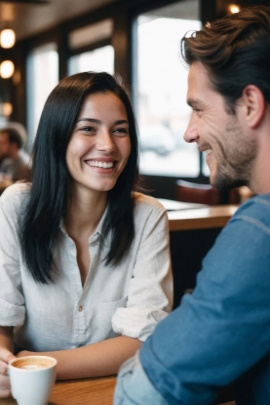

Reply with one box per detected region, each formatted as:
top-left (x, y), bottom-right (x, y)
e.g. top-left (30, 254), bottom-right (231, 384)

top-left (9, 355), bottom-right (57, 405)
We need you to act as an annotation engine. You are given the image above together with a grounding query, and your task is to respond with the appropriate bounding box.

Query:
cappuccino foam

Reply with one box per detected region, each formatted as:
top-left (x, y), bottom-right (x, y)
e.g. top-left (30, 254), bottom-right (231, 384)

top-left (12, 357), bottom-right (54, 370)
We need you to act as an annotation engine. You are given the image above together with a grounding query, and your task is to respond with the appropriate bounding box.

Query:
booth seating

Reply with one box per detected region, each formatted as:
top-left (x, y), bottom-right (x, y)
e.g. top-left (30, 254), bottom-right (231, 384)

top-left (175, 179), bottom-right (221, 205)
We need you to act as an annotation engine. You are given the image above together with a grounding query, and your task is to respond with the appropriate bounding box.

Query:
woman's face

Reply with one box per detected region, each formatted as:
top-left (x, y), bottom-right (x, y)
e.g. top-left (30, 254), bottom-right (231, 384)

top-left (66, 91), bottom-right (131, 196)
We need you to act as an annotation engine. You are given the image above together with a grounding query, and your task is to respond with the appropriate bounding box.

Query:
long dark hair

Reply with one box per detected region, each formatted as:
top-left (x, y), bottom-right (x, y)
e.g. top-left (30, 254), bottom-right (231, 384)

top-left (181, 5), bottom-right (270, 113)
top-left (20, 72), bottom-right (139, 283)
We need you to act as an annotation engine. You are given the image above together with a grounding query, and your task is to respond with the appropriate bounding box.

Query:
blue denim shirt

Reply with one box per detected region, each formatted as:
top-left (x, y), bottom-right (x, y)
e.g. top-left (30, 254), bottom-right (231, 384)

top-left (114, 195), bottom-right (270, 404)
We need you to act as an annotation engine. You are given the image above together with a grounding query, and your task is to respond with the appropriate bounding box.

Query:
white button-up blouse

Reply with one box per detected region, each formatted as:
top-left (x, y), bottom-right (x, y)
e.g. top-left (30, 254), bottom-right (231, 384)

top-left (0, 183), bottom-right (173, 352)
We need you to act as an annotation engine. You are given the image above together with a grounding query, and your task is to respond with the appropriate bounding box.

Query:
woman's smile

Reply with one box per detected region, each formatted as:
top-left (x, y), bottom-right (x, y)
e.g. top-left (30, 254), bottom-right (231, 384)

top-left (66, 91), bottom-right (131, 195)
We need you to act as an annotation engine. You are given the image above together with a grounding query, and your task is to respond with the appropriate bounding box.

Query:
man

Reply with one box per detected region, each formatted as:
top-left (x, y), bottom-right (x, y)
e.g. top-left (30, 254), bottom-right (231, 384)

top-left (0, 123), bottom-right (30, 192)
top-left (114, 5), bottom-right (270, 404)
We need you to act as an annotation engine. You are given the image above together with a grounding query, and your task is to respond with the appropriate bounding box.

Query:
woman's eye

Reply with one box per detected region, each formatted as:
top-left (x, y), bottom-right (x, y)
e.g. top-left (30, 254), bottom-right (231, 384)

top-left (113, 128), bottom-right (129, 136)
top-left (81, 126), bottom-right (95, 133)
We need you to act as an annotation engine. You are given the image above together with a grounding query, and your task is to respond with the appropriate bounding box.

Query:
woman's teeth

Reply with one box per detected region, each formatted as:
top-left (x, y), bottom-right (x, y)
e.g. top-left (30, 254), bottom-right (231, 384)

top-left (89, 161), bottom-right (114, 169)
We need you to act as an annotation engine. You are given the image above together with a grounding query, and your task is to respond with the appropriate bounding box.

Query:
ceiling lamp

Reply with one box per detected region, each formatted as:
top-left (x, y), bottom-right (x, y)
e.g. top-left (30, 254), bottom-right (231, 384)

top-left (1, 102), bottom-right (13, 117)
top-left (0, 28), bottom-right (16, 49)
top-left (0, 60), bottom-right (15, 79)
top-left (228, 4), bottom-right (240, 14)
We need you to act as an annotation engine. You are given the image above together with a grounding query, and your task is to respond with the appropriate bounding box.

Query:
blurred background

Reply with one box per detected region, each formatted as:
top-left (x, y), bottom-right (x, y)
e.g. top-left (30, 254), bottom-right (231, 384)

top-left (0, 0), bottom-right (266, 199)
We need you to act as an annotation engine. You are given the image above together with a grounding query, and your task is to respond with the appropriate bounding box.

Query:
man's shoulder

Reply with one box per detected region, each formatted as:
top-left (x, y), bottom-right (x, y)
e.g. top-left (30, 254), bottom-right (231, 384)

top-left (236, 194), bottom-right (270, 213)
top-left (232, 194), bottom-right (270, 229)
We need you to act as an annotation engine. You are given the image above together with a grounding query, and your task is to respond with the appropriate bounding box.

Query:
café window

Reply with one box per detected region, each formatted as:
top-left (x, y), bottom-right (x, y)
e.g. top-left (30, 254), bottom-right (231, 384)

top-left (68, 19), bottom-right (114, 75)
top-left (27, 43), bottom-right (59, 148)
top-left (68, 45), bottom-right (114, 75)
top-left (134, 0), bottom-right (201, 177)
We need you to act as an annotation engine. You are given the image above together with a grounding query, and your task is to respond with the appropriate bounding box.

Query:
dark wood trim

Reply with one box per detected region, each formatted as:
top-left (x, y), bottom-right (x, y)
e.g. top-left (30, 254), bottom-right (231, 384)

top-left (9, 0), bottom-right (222, 165)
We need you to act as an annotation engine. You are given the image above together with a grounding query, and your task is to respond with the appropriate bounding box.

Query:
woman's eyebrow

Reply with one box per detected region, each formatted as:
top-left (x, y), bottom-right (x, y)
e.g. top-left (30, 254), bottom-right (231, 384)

top-left (76, 118), bottom-right (101, 124)
top-left (76, 118), bottom-right (129, 125)
top-left (115, 120), bottom-right (129, 125)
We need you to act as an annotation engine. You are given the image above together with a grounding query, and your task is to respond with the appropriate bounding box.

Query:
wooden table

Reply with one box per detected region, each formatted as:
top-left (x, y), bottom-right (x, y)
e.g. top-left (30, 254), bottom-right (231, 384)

top-left (157, 198), bottom-right (206, 211)
top-left (168, 204), bottom-right (239, 231)
top-left (0, 376), bottom-right (117, 405)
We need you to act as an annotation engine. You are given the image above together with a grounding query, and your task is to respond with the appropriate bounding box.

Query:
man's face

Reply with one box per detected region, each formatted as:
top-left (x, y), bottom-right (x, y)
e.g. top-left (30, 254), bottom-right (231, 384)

top-left (0, 131), bottom-right (11, 161)
top-left (184, 61), bottom-right (256, 190)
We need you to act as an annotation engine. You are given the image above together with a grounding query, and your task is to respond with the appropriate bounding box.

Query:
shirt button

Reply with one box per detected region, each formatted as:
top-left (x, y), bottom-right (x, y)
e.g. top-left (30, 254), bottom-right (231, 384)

top-left (78, 305), bottom-right (84, 312)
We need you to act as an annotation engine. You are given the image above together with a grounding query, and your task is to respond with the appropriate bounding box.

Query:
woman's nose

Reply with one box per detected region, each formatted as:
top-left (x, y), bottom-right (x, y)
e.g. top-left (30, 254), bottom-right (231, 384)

top-left (96, 130), bottom-right (116, 152)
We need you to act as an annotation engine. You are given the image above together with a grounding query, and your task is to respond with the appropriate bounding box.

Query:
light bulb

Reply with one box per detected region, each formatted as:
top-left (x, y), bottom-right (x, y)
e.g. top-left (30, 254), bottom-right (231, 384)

top-left (0, 28), bottom-right (16, 49)
top-left (2, 102), bottom-right (13, 116)
top-left (228, 4), bottom-right (240, 14)
top-left (0, 60), bottom-right (15, 79)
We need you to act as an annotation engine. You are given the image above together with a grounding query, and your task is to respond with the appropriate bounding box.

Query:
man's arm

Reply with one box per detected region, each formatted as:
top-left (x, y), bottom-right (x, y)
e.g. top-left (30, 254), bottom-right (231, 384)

top-left (114, 199), bottom-right (270, 404)
top-left (114, 352), bottom-right (169, 405)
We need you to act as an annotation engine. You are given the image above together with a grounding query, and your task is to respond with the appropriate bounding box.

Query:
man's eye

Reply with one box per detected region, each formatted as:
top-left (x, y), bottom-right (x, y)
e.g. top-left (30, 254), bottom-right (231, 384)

top-left (192, 108), bottom-right (202, 117)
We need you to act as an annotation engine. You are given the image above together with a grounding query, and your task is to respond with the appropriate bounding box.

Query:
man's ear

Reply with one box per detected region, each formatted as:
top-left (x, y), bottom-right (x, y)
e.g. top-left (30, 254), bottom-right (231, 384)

top-left (242, 85), bottom-right (265, 128)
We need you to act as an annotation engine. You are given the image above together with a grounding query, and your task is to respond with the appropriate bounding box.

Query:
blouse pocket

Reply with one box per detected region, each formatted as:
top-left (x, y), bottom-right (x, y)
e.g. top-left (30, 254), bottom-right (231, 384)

top-left (91, 296), bottom-right (128, 342)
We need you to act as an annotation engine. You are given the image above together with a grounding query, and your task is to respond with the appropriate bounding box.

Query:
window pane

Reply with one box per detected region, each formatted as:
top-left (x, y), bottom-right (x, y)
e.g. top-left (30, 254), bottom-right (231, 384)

top-left (68, 45), bottom-right (114, 75)
top-left (27, 43), bottom-right (59, 148)
top-left (203, 153), bottom-right (210, 176)
top-left (135, 0), bottom-right (201, 177)
top-left (69, 19), bottom-right (113, 50)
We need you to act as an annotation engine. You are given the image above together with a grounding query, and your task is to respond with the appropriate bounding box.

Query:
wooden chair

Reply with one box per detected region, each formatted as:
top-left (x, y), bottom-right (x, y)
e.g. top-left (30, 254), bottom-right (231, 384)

top-left (229, 186), bottom-right (254, 204)
top-left (175, 180), bottom-right (221, 205)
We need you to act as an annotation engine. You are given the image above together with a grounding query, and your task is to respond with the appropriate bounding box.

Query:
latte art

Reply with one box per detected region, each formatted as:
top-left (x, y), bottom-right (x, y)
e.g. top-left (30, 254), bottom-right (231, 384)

top-left (13, 357), bottom-right (55, 370)
top-left (9, 355), bottom-right (57, 405)
top-left (18, 363), bottom-right (46, 370)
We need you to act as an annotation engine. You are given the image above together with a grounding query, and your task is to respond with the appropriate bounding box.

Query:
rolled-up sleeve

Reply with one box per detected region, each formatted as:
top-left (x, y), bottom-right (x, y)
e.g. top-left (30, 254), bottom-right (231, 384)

top-left (114, 351), bottom-right (169, 405)
top-left (0, 187), bottom-right (25, 327)
top-left (112, 197), bottom-right (173, 341)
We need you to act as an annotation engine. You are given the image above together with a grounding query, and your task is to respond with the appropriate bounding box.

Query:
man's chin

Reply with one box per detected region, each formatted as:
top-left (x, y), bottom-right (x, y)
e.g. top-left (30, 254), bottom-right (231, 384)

top-left (211, 175), bottom-right (247, 191)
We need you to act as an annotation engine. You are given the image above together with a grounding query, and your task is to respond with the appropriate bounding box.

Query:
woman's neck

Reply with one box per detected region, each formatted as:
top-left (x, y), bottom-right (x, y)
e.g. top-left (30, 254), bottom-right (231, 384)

top-left (64, 187), bottom-right (108, 240)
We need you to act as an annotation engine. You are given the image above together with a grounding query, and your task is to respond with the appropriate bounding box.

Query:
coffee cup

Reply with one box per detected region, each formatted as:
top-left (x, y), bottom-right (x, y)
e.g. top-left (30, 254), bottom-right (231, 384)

top-left (9, 355), bottom-right (57, 405)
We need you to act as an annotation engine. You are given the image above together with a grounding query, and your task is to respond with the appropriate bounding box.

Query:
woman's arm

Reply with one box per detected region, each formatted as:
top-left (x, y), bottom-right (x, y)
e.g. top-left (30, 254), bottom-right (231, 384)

top-left (0, 326), bottom-right (13, 352)
top-left (0, 326), bottom-right (16, 398)
top-left (18, 335), bottom-right (141, 380)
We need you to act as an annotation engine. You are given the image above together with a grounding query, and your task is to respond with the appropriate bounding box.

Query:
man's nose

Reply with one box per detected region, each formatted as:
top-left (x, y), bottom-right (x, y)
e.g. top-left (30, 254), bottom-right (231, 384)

top-left (183, 119), bottom-right (199, 144)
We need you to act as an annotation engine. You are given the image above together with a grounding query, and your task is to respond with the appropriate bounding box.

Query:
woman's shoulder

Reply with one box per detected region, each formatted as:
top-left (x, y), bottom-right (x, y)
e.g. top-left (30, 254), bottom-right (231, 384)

top-left (0, 182), bottom-right (31, 210)
top-left (132, 192), bottom-right (167, 214)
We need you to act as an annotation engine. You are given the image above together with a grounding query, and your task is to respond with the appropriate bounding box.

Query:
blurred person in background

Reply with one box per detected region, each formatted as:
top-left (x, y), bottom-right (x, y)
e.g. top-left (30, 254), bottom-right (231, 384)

top-left (0, 123), bottom-right (31, 193)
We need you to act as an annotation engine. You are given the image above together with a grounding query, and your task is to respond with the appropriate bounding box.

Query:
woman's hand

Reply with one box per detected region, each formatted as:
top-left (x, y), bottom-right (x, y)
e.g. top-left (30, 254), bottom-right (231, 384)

top-left (16, 350), bottom-right (35, 358)
top-left (0, 348), bottom-right (16, 398)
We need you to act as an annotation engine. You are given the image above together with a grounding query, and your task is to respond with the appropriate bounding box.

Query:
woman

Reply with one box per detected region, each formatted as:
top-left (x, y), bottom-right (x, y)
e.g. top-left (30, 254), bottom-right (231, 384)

top-left (0, 72), bottom-right (172, 396)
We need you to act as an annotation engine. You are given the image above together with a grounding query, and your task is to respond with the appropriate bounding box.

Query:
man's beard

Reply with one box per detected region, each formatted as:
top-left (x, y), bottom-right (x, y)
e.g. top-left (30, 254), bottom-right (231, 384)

top-left (210, 121), bottom-right (257, 192)
top-left (212, 170), bottom-right (249, 191)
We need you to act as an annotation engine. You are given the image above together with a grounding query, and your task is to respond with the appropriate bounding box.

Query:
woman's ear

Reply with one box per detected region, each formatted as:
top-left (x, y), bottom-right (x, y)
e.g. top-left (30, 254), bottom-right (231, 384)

top-left (242, 85), bottom-right (266, 128)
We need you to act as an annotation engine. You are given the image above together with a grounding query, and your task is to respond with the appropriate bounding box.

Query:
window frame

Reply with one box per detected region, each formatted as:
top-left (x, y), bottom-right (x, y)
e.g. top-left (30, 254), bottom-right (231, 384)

top-left (14, 0), bottom-right (217, 198)
top-left (131, 0), bottom-right (206, 190)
